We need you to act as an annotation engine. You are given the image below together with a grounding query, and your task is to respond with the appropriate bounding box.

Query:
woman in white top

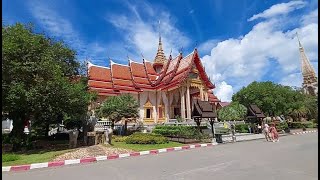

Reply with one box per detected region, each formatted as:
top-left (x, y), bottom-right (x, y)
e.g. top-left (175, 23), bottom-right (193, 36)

top-left (263, 124), bottom-right (270, 141)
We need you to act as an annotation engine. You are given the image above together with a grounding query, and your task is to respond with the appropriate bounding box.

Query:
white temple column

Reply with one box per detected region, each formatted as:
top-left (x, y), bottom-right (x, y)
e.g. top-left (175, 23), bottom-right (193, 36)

top-left (180, 87), bottom-right (186, 120)
top-left (186, 85), bottom-right (191, 120)
top-left (204, 89), bottom-right (208, 101)
top-left (200, 87), bottom-right (204, 101)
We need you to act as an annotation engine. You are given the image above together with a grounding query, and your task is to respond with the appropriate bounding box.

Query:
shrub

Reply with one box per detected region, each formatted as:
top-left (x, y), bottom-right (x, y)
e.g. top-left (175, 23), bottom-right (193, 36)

top-left (2, 134), bottom-right (11, 144)
top-left (2, 154), bottom-right (20, 162)
top-left (113, 136), bottom-right (128, 142)
top-left (235, 124), bottom-right (249, 133)
top-left (275, 122), bottom-right (289, 132)
top-left (288, 122), bottom-right (314, 129)
top-left (152, 125), bottom-right (202, 138)
top-left (125, 133), bottom-right (169, 144)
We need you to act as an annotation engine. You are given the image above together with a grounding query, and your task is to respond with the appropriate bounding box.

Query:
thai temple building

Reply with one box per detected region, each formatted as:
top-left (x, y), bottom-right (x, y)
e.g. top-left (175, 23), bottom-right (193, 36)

top-left (297, 33), bottom-right (318, 96)
top-left (87, 36), bottom-right (221, 124)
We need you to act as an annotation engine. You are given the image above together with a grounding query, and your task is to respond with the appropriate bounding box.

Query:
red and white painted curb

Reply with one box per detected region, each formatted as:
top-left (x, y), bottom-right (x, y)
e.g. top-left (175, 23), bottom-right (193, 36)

top-left (291, 130), bottom-right (317, 135)
top-left (2, 142), bottom-right (218, 172)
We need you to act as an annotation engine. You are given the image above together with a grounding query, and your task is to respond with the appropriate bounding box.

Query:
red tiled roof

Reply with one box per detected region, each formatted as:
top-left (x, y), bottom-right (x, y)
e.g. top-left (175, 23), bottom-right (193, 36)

top-left (113, 79), bottom-right (135, 87)
top-left (87, 49), bottom-right (218, 97)
top-left (208, 92), bottom-right (220, 103)
top-left (88, 66), bottom-right (112, 82)
top-left (219, 102), bottom-right (231, 107)
top-left (133, 77), bottom-right (150, 85)
top-left (88, 80), bottom-right (113, 89)
top-left (144, 61), bottom-right (157, 75)
top-left (111, 64), bottom-right (132, 80)
top-left (130, 62), bottom-right (148, 78)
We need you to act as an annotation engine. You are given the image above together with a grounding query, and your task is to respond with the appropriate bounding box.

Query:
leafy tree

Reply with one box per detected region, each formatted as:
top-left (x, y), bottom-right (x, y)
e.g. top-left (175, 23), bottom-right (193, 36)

top-left (2, 23), bottom-right (92, 150)
top-left (232, 81), bottom-right (317, 121)
top-left (97, 94), bottom-right (139, 135)
top-left (217, 102), bottom-right (247, 121)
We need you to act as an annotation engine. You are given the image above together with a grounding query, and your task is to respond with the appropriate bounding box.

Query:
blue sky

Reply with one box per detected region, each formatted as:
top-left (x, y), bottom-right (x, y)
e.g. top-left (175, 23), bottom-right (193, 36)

top-left (3, 0), bottom-right (318, 101)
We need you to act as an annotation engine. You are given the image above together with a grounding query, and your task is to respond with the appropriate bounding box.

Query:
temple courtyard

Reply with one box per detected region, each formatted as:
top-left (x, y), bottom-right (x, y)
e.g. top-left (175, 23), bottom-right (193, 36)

top-left (4, 132), bottom-right (317, 180)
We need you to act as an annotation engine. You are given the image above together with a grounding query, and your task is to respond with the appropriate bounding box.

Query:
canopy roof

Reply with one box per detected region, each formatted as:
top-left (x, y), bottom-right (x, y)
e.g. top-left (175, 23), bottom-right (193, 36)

top-left (247, 104), bottom-right (265, 119)
top-left (192, 99), bottom-right (217, 118)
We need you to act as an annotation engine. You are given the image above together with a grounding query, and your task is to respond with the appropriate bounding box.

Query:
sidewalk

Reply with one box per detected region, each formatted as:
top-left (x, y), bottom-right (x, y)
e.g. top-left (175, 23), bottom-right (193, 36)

top-left (222, 128), bottom-right (318, 143)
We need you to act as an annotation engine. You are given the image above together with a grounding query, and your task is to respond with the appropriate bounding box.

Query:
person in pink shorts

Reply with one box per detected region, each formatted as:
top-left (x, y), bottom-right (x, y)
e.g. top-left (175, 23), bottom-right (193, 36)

top-left (269, 123), bottom-right (279, 142)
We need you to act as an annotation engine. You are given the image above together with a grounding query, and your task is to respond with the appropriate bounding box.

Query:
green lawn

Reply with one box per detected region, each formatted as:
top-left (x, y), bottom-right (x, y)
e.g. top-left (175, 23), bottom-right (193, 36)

top-left (110, 141), bottom-right (184, 151)
top-left (2, 149), bottom-right (72, 166)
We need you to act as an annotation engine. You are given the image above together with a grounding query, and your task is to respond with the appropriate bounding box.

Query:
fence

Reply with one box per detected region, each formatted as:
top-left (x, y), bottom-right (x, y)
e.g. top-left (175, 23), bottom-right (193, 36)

top-left (2, 119), bottom-right (13, 133)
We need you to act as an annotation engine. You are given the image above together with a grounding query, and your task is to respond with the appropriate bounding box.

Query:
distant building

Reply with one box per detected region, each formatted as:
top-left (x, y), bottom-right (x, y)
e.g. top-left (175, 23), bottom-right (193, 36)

top-left (87, 36), bottom-right (222, 124)
top-left (297, 33), bottom-right (318, 96)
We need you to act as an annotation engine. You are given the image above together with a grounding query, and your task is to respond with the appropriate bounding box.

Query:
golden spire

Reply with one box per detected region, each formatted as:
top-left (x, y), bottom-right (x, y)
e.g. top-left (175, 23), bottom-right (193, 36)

top-left (154, 20), bottom-right (167, 64)
top-left (296, 32), bottom-right (318, 96)
top-left (297, 32), bottom-right (317, 81)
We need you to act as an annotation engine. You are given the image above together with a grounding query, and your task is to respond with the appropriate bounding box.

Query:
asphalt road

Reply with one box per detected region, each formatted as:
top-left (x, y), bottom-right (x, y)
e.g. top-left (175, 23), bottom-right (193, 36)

top-left (3, 133), bottom-right (318, 180)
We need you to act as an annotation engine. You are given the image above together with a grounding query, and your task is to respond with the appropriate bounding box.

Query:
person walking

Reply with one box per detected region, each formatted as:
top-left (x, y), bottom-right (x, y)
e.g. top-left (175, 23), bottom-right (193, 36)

top-left (269, 123), bottom-right (279, 142)
top-left (248, 124), bottom-right (252, 134)
top-left (263, 124), bottom-right (270, 141)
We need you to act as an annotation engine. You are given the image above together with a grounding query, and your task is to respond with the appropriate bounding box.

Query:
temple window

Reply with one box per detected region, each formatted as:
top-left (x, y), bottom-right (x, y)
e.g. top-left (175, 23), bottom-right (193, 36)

top-left (146, 108), bottom-right (152, 118)
top-left (144, 100), bottom-right (153, 119)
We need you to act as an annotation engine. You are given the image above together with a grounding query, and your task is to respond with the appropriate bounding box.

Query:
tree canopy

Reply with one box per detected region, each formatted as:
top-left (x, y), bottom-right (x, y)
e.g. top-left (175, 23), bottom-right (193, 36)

top-left (2, 23), bottom-right (94, 149)
top-left (96, 94), bottom-right (139, 131)
top-left (232, 81), bottom-right (317, 120)
top-left (217, 102), bottom-right (247, 121)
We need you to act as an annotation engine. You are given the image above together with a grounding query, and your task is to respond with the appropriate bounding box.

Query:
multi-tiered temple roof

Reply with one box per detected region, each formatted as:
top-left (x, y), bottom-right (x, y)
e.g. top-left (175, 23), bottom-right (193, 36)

top-left (88, 39), bottom-right (220, 103)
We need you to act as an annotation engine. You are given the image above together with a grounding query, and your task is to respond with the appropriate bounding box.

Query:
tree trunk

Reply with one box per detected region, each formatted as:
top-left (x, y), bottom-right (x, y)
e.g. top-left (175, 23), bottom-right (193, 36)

top-left (195, 119), bottom-right (202, 133)
top-left (124, 120), bottom-right (128, 136)
top-left (111, 121), bottom-right (115, 130)
top-left (10, 115), bottom-right (25, 152)
top-left (210, 120), bottom-right (214, 138)
top-left (83, 123), bottom-right (88, 146)
top-left (45, 123), bottom-right (50, 138)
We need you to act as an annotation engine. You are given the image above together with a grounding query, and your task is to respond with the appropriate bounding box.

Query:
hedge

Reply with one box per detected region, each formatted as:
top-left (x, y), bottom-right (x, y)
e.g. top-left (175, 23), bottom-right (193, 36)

top-left (125, 133), bottom-right (169, 144)
top-left (288, 121), bottom-right (316, 129)
top-left (235, 124), bottom-right (249, 133)
top-left (113, 136), bottom-right (128, 142)
top-left (275, 122), bottom-right (289, 131)
top-left (152, 126), bottom-right (201, 139)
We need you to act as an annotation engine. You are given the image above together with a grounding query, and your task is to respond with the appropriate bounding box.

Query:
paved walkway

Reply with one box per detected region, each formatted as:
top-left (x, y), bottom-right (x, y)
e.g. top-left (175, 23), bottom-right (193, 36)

top-left (222, 128), bottom-right (318, 143)
top-left (3, 132), bottom-right (317, 180)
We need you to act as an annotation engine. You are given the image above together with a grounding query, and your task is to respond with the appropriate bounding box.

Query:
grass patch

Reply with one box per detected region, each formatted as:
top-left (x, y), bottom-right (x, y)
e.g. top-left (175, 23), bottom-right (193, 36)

top-left (110, 141), bottom-right (184, 151)
top-left (3, 154), bottom-right (20, 162)
top-left (2, 149), bottom-right (72, 166)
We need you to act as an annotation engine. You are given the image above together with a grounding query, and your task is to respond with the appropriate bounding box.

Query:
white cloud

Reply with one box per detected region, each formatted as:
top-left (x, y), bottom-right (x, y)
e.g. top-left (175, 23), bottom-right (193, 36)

top-left (106, 2), bottom-right (190, 61)
top-left (301, 9), bottom-right (318, 25)
top-left (201, 5), bottom-right (318, 100)
top-left (198, 39), bottom-right (219, 54)
top-left (214, 81), bottom-right (234, 102)
top-left (279, 72), bottom-right (302, 87)
top-left (248, 0), bottom-right (307, 21)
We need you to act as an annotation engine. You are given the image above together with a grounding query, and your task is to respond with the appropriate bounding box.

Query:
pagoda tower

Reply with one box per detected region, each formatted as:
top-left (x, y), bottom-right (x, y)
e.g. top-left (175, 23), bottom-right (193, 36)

top-left (153, 21), bottom-right (167, 73)
top-left (297, 33), bottom-right (318, 96)
top-left (153, 36), bottom-right (167, 73)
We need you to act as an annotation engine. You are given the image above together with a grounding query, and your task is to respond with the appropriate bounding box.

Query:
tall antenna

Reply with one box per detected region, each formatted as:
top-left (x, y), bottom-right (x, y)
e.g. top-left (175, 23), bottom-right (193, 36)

top-left (158, 20), bottom-right (161, 42)
top-left (179, 47), bottom-right (183, 53)
top-left (140, 52), bottom-right (145, 59)
top-left (85, 56), bottom-right (89, 77)
top-left (296, 32), bottom-right (302, 48)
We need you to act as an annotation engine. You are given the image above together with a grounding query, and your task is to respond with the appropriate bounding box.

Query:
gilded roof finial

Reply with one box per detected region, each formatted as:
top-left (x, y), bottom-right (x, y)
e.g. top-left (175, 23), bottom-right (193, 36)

top-left (154, 20), bottom-right (167, 64)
